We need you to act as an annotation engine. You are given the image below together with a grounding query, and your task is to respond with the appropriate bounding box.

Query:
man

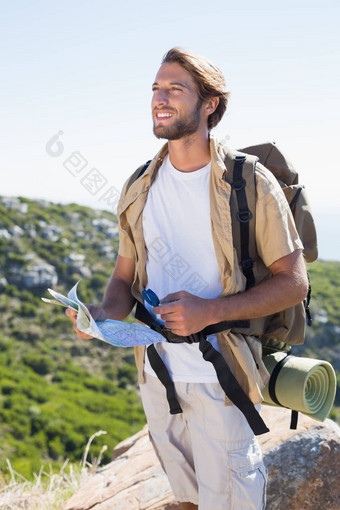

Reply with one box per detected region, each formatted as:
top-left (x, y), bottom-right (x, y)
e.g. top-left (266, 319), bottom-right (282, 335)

top-left (67, 48), bottom-right (308, 509)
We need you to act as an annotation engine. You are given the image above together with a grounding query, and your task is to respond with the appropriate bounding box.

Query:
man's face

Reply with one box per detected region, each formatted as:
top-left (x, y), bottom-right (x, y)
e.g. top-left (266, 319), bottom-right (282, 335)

top-left (151, 62), bottom-right (204, 140)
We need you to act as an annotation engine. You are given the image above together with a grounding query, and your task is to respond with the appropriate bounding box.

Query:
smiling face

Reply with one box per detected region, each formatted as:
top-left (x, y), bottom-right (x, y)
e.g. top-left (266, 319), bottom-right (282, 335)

top-left (151, 62), bottom-right (205, 141)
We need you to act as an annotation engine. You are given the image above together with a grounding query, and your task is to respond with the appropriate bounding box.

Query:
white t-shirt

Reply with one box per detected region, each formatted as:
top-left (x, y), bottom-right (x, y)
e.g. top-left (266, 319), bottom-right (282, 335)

top-left (142, 155), bottom-right (223, 383)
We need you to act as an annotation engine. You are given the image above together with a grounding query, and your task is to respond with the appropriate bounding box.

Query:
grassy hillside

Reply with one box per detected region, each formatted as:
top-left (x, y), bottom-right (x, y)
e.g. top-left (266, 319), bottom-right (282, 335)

top-left (294, 260), bottom-right (340, 373)
top-left (0, 196), bottom-right (145, 479)
top-left (293, 259), bottom-right (340, 418)
top-left (0, 195), bottom-right (339, 481)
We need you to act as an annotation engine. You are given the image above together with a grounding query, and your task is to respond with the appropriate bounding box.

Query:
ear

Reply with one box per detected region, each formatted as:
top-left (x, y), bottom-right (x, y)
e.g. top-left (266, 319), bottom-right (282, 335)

top-left (204, 97), bottom-right (219, 116)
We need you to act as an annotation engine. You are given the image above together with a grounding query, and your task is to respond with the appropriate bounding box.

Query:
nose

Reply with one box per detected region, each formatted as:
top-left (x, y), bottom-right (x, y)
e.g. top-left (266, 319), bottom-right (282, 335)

top-left (152, 88), bottom-right (169, 109)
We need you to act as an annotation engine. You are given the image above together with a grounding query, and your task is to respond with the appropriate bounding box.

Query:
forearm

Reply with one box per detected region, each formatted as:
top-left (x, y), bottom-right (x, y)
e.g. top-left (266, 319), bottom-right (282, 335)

top-left (98, 255), bottom-right (136, 320)
top-left (101, 276), bottom-right (136, 320)
top-left (210, 269), bottom-right (308, 324)
top-left (154, 251), bottom-right (308, 336)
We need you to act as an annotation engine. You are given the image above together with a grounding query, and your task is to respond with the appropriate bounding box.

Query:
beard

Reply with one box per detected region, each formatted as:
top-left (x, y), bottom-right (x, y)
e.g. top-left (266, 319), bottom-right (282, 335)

top-left (153, 99), bottom-right (203, 140)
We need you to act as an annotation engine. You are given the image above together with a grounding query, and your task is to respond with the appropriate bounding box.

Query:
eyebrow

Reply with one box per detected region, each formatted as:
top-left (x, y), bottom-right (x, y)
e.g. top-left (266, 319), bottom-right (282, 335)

top-left (152, 81), bottom-right (190, 89)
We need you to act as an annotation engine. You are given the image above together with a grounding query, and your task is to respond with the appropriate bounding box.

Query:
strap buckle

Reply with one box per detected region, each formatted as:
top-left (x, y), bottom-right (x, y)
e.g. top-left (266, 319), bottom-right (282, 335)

top-left (234, 155), bottom-right (246, 163)
top-left (237, 209), bottom-right (253, 223)
top-left (242, 258), bottom-right (254, 271)
top-left (232, 178), bottom-right (246, 191)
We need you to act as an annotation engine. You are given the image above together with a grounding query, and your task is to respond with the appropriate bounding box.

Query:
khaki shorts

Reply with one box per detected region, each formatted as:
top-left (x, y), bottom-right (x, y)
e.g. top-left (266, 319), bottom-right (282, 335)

top-left (140, 373), bottom-right (267, 510)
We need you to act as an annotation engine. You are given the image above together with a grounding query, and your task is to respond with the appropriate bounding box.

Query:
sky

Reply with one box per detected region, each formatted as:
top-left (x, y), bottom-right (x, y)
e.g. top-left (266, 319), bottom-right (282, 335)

top-left (0, 0), bottom-right (339, 260)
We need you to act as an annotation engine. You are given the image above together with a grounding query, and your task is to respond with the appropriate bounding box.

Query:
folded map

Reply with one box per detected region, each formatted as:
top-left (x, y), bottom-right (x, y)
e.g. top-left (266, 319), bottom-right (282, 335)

top-left (42, 281), bottom-right (164, 347)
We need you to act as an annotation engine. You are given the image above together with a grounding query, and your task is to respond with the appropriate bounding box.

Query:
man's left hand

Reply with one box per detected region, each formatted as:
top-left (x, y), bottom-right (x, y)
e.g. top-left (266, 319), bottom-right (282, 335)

top-left (152, 291), bottom-right (213, 336)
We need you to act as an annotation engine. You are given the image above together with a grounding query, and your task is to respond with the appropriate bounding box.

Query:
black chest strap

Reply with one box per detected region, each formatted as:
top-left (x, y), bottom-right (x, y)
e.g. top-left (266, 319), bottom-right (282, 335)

top-left (135, 301), bottom-right (249, 342)
top-left (136, 302), bottom-right (269, 436)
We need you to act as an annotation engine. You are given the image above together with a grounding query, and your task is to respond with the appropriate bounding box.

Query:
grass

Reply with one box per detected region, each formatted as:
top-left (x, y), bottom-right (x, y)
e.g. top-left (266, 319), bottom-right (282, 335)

top-left (0, 430), bottom-right (108, 510)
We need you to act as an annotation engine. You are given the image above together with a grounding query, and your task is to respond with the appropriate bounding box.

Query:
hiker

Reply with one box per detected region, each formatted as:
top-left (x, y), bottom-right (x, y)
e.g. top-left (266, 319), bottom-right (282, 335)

top-left (66, 48), bottom-right (309, 510)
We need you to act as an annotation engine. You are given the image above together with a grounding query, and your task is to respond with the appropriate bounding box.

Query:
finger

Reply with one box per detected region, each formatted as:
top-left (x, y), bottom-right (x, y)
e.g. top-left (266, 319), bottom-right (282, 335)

top-left (75, 331), bottom-right (94, 339)
top-left (72, 323), bottom-right (93, 339)
top-left (165, 323), bottom-right (189, 336)
top-left (160, 291), bottom-right (187, 303)
top-left (152, 302), bottom-right (177, 315)
top-left (65, 308), bottom-right (77, 321)
top-left (65, 307), bottom-right (94, 339)
top-left (76, 332), bottom-right (94, 339)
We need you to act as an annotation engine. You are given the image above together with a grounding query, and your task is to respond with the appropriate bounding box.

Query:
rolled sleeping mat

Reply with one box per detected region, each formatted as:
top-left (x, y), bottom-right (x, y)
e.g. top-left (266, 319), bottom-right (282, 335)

top-left (262, 352), bottom-right (336, 422)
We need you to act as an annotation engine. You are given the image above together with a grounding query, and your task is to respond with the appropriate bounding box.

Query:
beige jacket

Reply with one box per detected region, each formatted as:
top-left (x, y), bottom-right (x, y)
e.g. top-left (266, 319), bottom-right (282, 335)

top-left (117, 136), bottom-right (303, 405)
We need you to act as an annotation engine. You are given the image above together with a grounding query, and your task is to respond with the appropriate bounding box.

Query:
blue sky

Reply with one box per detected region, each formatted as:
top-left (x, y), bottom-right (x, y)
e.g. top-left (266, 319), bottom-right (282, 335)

top-left (1, 0), bottom-right (339, 260)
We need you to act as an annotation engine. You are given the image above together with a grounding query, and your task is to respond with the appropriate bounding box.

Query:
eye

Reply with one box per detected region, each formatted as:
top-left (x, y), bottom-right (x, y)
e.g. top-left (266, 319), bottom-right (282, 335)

top-left (170, 87), bottom-right (181, 92)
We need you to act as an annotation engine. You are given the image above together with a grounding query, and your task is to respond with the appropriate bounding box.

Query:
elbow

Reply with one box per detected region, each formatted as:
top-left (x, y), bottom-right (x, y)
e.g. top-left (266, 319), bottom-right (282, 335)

top-left (299, 278), bottom-right (309, 303)
top-left (295, 269), bottom-right (309, 304)
top-left (293, 251), bottom-right (310, 304)
top-left (283, 276), bottom-right (308, 309)
top-left (283, 264), bottom-right (309, 307)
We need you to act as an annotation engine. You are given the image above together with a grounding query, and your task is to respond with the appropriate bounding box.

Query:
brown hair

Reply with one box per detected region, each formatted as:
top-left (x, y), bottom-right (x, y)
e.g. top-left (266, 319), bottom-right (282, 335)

top-left (161, 47), bottom-right (230, 131)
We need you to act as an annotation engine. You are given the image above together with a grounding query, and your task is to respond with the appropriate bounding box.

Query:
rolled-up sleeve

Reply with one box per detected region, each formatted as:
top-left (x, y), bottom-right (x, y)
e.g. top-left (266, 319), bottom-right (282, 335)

top-left (117, 180), bottom-right (136, 259)
top-left (118, 222), bottom-right (135, 259)
top-left (255, 163), bottom-right (303, 268)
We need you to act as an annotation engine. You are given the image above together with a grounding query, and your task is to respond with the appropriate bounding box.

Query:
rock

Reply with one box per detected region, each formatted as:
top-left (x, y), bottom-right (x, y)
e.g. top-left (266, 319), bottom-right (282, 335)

top-left (63, 407), bottom-right (340, 510)
top-left (64, 254), bottom-right (86, 264)
top-left (11, 259), bottom-right (58, 289)
top-left (9, 225), bottom-right (24, 237)
top-left (64, 425), bottom-right (175, 510)
top-left (98, 243), bottom-right (116, 260)
top-left (24, 225), bottom-right (37, 238)
top-left (314, 309), bottom-right (329, 324)
top-left (0, 196), bottom-right (28, 214)
top-left (63, 253), bottom-right (91, 278)
top-left (39, 224), bottom-right (63, 241)
top-left (92, 218), bottom-right (119, 238)
top-left (0, 276), bottom-right (8, 289)
top-left (0, 228), bottom-right (11, 240)
top-left (35, 199), bottom-right (51, 208)
top-left (264, 418), bottom-right (340, 510)
top-left (23, 253), bottom-right (36, 262)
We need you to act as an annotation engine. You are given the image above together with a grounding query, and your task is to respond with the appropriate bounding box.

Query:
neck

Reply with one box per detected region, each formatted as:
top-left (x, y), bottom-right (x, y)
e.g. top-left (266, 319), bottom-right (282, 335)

top-left (167, 129), bottom-right (211, 172)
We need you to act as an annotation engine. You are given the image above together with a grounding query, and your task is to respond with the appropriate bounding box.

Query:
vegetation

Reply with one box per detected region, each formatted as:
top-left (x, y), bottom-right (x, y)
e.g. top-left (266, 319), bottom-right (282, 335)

top-left (0, 431), bottom-right (108, 509)
top-left (0, 196), bottom-right (144, 482)
top-left (292, 260), bottom-right (340, 415)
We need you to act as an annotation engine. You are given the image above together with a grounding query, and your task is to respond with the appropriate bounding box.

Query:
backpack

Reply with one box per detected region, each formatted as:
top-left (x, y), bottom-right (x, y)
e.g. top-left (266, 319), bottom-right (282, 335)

top-left (131, 141), bottom-right (318, 355)
top-left (224, 142), bottom-right (318, 355)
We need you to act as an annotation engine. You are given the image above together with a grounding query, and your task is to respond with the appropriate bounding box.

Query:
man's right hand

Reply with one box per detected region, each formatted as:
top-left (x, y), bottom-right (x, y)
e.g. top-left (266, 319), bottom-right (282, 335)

top-left (65, 305), bottom-right (107, 340)
top-left (65, 255), bottom-right (136, 339)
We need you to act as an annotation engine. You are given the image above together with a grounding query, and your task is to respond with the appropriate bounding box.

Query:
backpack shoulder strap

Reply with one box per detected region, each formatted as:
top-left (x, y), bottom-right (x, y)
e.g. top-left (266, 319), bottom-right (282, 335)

top-left (223, 150), bottom-right (258, 290)
top-left (125, 160), bottom-right (152, 193)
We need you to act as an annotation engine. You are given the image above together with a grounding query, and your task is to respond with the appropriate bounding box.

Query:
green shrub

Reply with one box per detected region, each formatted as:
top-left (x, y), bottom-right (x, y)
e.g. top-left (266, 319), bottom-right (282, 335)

top-left (12, 323), bottom-right (43, 343)
top-left (19, 302), bottom-right (37, 317)
top-left (7, 253), bottom-right (27, 266)
top-left (117, 363), bottom-right (138, 385)
top-left (91, 273), bottom-right (108, 291)
top-left (22, 353), bottom-right (54, 375)
top-left (3, 284), bottom-right (21, 298)
top-left (1, 379), bottom-right (16, 395)
top-left (48, 436), bottom-right (65, 460)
